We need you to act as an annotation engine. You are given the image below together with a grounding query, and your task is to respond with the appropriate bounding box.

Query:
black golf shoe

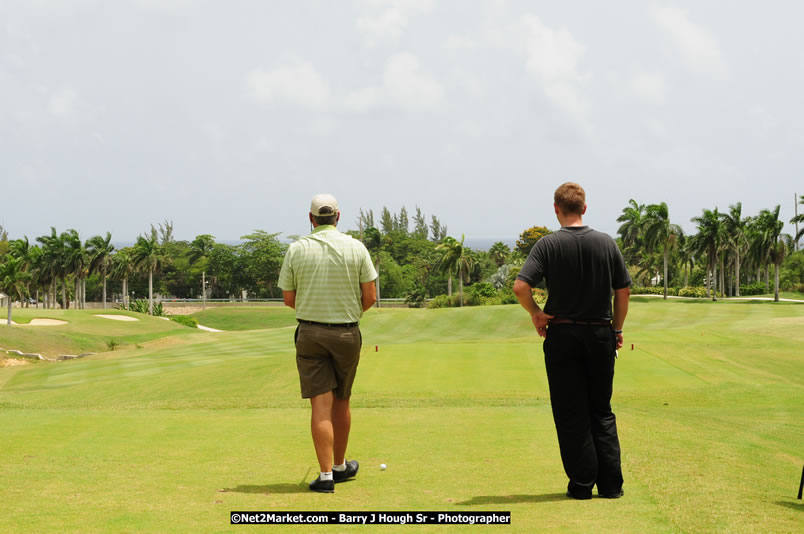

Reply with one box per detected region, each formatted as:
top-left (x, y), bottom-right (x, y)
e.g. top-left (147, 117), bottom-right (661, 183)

top-left (333, 460), bottom-right (359, 483)
top-left (309, 476), bottom-right (334, 493)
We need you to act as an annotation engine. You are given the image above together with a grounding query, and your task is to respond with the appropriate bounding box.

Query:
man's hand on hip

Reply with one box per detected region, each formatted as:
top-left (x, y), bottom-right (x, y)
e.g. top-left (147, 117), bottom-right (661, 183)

top-left (530, 309), bottom-right (554, 338)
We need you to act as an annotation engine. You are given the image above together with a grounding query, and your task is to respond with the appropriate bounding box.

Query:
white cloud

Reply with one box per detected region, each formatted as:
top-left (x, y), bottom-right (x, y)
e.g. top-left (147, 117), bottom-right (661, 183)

top-left (136, 0), bottom-right (196, 12)
top-left (748, 105), bottom-right (778, 135)
top-left (344, 86), bottom-right (382, 113)
top-left (445, 35), bottom-right (477, 51)
top-left (652, 5), bottom-right (729, 78)
top-left (630, 71), bottom-right (668, 104)
top-left (522, 15), bottom-right (584, 83)
top-left (355, 0), bottom-right (434, 47)
top-left (342, 53), bottom-right (443, 112)
top-left (247, 62), bottom-right (330, 109)
top-left (383, 52), bottom-right (444, 110)
top-left (521, 15), bottom-right (588, 120)
top-left (48, 87), bottom-right (77, 116)
top-left (543, 82), bottom-right (588, 118)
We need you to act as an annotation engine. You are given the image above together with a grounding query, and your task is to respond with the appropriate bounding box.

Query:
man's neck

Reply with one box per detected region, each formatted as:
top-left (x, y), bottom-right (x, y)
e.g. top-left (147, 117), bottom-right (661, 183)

top-left (558, 214), bottom-right (584, 227)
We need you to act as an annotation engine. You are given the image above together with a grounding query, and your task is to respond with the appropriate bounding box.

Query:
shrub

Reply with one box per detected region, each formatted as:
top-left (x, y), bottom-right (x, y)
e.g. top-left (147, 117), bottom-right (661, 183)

top-left (405, 288), bottom-right (427, 308)
top-left (127, 298), bottom-right (165, 316)
top-left (498, 289), bottom-right (519, 305)
top-left (427, 294), bottom-right (460, 309)
top-left (632, 286), bottom-right (680, 296)
top-left (678, 286), bottom-right (707, 298)
top-left (169, 315), bottom-right (198, 328)
top-left (468, 282), bottom-right (497, 299)
top-left (739, 282), bottom-right (766, 296)
top-left (631, 286), bottom-right (663, 295)
top-left (106, 339), bottom-right (119, 351)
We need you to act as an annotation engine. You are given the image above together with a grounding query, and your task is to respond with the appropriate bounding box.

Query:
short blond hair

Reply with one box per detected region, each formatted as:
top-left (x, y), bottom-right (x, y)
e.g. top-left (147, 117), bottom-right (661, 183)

top-left (554, 182), bottom-right (586, 215)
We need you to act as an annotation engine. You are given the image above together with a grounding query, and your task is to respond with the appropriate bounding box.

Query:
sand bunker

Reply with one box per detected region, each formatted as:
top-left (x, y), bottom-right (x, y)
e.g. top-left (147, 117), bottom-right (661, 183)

top-left (197, 324), bottom-right (223, 333)
top-left (1, 358), bottom-right (30, 367)
top-left (95, 314), bottom-right (139, 322)
top-left (25, 318), bottom-right (68, 326)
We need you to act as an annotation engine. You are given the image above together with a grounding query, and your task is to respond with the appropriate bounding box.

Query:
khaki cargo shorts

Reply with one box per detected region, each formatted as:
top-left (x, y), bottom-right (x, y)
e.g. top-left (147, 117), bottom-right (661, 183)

top-left (295, 322), bottom-right (362, 399)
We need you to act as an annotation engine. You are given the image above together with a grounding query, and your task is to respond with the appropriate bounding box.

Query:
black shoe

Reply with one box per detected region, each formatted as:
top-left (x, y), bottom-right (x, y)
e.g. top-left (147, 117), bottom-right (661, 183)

top-left (309, 476), bottom-right (334, 493)
top-left (599, 489), bottom-right (624, 499)
top-left (333, 460), bottom-right (359, 483)
top-left (566, 490), bottom-right (592, 500)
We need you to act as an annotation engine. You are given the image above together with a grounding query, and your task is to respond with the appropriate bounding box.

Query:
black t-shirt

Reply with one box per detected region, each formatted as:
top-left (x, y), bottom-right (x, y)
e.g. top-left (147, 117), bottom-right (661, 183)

top-left (516, 226), bottom-right (631, 321)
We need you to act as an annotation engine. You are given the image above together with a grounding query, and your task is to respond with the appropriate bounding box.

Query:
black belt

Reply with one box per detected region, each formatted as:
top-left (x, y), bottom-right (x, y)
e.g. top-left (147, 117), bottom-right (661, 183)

top-left (298, 319), bottom-right (359, 328)
top-left (549, 318), bottom-right (611, 326)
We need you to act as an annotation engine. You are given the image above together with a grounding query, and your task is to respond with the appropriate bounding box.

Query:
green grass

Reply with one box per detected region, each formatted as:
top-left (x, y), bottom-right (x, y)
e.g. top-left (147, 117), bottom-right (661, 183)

top-left (191, 306), bottom-right (297, 331)
top-left (728, 291), bottom-right (804, 300)
top-left (0, 301), bottom-right (802, 533)
top-left (0, 308), bottom-right (201, 357)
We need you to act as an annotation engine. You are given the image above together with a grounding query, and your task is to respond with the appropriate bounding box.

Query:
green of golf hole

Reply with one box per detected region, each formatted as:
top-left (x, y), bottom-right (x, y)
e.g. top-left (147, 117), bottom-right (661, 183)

top-left (0, 299), bottom-right (801, 533)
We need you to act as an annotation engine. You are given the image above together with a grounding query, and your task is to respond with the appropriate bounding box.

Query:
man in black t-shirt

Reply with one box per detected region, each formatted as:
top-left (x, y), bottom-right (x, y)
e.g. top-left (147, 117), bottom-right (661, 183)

top-left (514, 182), bottom-right (631, 500)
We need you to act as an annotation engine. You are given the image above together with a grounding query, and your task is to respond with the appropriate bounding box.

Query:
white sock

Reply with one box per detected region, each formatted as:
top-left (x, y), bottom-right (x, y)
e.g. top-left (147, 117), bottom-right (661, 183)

top-left (333, 462), bottom-right (346, 472)
top-left (319, 471), bottom-right (333, 481)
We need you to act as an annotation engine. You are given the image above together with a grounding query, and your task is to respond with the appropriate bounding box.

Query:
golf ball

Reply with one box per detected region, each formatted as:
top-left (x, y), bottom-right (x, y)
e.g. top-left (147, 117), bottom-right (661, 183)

top-left (380, 463), bottom-right (387, 470)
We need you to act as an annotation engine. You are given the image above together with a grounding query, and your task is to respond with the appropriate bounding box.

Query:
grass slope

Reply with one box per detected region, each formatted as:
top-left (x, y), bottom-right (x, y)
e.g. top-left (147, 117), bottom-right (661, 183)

top-left (0, 300), bottom-right (802, 533)
top-left (0, 308), bottom-right (201, 357)
top-left (190, 306), bottom-right (297, 331)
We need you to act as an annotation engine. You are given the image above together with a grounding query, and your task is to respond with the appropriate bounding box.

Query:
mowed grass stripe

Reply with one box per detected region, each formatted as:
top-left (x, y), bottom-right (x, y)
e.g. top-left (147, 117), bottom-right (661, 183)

top-left (0, 300), bottom-right (802, 533)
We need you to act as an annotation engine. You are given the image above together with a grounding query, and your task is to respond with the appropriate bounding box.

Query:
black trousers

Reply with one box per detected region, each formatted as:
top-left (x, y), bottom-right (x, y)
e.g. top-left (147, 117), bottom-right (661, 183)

top-left (543, 325), bottom-right (623, 497)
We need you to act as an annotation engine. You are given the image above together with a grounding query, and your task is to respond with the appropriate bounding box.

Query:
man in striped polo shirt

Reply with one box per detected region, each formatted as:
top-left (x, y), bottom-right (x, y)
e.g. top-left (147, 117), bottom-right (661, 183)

top-left (278, 193), bottom-right (378, 493)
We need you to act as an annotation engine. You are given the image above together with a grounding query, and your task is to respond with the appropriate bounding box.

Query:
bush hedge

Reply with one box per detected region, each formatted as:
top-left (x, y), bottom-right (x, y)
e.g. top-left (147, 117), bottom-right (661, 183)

top-left (739, 282), bottom-right (766, 296)
top-left (122, 298), bottom-right (165, 316)
top-left (677, 286), bottom-right (707, 298)
top-left (427, 286), bottom-right (542, 309)
top-left (169, 315), bottom-right (198, 328)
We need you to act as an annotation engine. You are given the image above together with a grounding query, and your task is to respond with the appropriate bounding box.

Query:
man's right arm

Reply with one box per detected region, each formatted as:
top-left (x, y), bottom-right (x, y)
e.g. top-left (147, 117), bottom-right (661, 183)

top-left (283, 290), bottom-right (296, 310)
top-left (360, 280), bottom-right (377, 312)
top-left (612, 287), bottom-right (629, 349)
top-left (513, 279), bottom-right (553, 338)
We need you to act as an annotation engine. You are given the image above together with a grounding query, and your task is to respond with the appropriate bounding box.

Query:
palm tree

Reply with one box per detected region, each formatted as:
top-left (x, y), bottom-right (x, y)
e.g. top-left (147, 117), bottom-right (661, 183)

top-left (677, 233), bottom-right (695, 288)
top-left (112, 249), bottom-right (136, 309)
top-left (436, 235), bottom-right (473, 307)
top-left (720, 203), bottom-right (748, 296)
top-left (691, 208), bottom-right (722, 300)
top-left (642, 202), bottom-right (682, 299)
top-left (63, 229), bottom-right (89, 309)
top-left (131, 230), bottom-right (165, 314)
top-left (0, 255), bottom-right (30, 325)
top-left (790, 194), bottom-right (803, 247)
top-left (9, 237), bottom-right (32, 307)
top-left (617, 200), bottom-right (645, 246)
top-left (87, 232), bottom-right (115, 309)
top-left (754, 206), bottom-right (786, 302)
top-left (363, 227), bottom-right (383, 307)
top-left (36, 227), bottom-right (69, 309)
top-left (189, 234), bottom-right (215, 310)
top-left (27, 245), bottom-right (46, 308)
top-left (488, 241), bottom-right (510, 267)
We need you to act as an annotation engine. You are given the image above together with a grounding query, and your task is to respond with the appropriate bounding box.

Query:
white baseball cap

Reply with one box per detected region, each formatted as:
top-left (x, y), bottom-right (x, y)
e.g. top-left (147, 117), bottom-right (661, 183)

top-left (310, 193), bottom-right (339, 216)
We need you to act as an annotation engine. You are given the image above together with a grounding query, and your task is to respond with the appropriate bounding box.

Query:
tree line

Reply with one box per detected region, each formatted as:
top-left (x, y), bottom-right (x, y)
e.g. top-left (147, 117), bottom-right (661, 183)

top-left (1, 197), bottom-right (802, 323)
top-left (616, 196), bottom-right (804, 302)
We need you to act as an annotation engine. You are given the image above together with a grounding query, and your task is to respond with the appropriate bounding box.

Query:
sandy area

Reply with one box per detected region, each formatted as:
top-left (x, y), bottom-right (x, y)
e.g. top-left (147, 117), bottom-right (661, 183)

top-left (1, 358), bottom-right (30, 367)
top-left (197, 324), bottom-right (223, 333)
top-left (163, 306), bottom-right (205, 316)
top-left (95, 314), bottom-right (139, 322)
top-left (18, 318), bottom-right (69, 326)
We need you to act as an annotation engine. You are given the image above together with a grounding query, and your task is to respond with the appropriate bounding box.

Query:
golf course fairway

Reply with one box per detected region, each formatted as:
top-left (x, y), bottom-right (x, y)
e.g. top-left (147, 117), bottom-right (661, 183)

top-left (0, 298), bottom-right (802, 532)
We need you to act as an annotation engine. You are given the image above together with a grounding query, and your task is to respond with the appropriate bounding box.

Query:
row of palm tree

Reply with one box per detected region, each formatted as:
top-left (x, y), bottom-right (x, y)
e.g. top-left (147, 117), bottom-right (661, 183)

top-left (0, 227), bottom-right (170, 325)
top-left (617, 199), bottom-right (795, 302)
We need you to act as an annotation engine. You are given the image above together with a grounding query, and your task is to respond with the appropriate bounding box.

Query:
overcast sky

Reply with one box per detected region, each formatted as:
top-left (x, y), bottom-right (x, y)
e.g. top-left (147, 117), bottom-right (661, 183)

top-left (1, 0), bottom-right (802, 246)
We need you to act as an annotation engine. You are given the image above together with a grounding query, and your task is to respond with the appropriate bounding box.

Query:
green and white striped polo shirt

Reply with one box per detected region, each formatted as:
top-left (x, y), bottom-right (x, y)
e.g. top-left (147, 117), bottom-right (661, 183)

top-left (278, 225), bottom-right (378, 324)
